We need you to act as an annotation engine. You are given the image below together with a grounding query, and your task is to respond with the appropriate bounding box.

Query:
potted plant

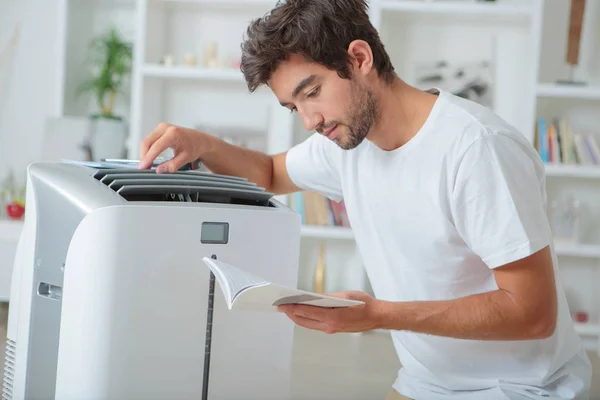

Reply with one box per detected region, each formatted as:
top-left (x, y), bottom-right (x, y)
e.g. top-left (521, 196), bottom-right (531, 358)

top-left (77, 26), bottom-right (133, 160)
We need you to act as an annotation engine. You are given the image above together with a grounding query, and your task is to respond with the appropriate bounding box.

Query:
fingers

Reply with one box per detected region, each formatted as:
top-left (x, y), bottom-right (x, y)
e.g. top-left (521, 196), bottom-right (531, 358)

top-left (139, 125), bottom-right (181, 171)
top-left (278, 304), bottom-right (329, 320)
top-left (326, 290), bottom-right (371, 302)
top-left (144, 131), bottom-right (175, 170)
top-left (139, 123), bottom-right (170, 169)
top-left (156, 151), bottom-right (191, 174)
top-left (284, 313), bottom-right (330, 333)
top-left (326, 291), bottom-right (351, 299)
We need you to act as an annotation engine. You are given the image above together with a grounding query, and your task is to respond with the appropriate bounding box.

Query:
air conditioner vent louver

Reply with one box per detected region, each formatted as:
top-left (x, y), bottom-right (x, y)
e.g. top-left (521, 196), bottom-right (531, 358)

top-left (2, 339), bottom-right (15, 400)
top-left (93, 169), bottom-right (274, 207)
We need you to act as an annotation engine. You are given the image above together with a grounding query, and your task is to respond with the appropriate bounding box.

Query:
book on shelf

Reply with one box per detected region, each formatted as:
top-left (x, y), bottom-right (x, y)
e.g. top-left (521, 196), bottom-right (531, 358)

top-left (201, 257), bottom-right (364, 311)
top-left (535, 117), bottom-right (600, 166)
top-left (288, 191), bottom-right (350, 228)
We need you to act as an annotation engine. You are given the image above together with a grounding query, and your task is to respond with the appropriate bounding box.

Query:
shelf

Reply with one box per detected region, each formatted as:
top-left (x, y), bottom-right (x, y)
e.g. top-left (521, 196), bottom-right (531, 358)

top-left (141, 64), bottom-right (245, 82)
top-left (147, 0), bottom-right (276, 8)
top-left (149, 0), bottom-right (275, 4)
top-left (380, 0), bottom-right (533, 17)
top-left (300, 225), bottom-right (354, 240)
top-left (536, 83), bottom-right (600, 100)
top-left (574, 323), bottom-right (600, 336)
top-left (0, 219), bottom-right (23, 242)
top-left (555, 242), bottom-right (600, 259)
top-left (545, 164), bottom-right (600, 179)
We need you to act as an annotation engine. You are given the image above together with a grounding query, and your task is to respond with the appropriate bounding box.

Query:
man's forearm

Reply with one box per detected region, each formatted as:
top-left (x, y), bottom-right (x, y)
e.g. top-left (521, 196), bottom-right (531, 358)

top-left (200, 135), bottom-right (274, 190)
top-left (376, 289), bottom-right (555, 340)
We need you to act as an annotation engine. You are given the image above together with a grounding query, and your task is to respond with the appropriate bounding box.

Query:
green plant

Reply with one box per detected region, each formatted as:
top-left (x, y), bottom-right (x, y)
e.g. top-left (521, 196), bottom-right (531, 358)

top-left (77, 27), bottom-right (133, 119)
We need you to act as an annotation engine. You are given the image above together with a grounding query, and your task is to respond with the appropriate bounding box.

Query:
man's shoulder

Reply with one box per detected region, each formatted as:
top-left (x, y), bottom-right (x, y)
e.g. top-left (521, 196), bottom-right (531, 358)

top-left (436, 90), bottom-right (530, 150)
top-left (426, 90), bottom-right (541, 177)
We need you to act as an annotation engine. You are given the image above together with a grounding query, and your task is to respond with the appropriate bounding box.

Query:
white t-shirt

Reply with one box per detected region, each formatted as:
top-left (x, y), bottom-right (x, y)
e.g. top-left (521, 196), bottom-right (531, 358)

top-left (285, 89), bottom-right (592, 400)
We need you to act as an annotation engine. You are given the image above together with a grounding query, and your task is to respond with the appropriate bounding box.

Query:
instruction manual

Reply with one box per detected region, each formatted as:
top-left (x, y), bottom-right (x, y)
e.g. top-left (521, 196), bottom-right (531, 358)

top-left (201, 257), bottom-right (364, 311)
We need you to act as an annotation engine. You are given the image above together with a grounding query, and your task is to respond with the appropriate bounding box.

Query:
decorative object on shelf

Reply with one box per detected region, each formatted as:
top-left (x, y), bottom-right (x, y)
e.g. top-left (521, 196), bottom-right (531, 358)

top-left (535, 117), bottom-right (600, 166)
top-left (313, 243), bottom-right (326, 294)
top-left (557, 0), bottom-right (587, 86)
top-left (203, 42), bottom-right (221, 68)
top-left (414, 59), bottom-right (494, 109)
top-left (289, 190), bottom-right (350, 228)
top-left (550, 195), bottom-right (584, 243)
top-left (183, 53), bottom-right (197, 67)
top-left (0, 169), bottom-right (25, 221)
top-left (76, 26), bottom-right (133, 161)
top-left (574, 311), bottom-right (589, 323)
top-left (160, 54), bottom-right (174, 66)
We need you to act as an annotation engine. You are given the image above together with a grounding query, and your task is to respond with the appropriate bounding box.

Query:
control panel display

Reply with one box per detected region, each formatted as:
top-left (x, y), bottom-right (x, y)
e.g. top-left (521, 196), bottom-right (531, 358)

top-left (201, 222), bottom-right (229, 244)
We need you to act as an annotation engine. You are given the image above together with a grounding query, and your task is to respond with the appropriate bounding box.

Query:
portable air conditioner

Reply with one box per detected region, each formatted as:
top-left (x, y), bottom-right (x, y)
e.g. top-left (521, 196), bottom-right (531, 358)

top-left (3, 161), bottom-right (301, 400)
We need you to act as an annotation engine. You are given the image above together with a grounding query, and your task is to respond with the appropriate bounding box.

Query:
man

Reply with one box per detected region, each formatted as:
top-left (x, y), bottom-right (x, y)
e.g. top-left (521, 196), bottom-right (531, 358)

top-left (138, 0), bottom-right (592, 399)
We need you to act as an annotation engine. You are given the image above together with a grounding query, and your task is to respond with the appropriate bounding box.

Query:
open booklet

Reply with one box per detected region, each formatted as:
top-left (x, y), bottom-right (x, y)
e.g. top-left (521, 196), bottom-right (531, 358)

top-left (201, 257), bottom-right (364, 311)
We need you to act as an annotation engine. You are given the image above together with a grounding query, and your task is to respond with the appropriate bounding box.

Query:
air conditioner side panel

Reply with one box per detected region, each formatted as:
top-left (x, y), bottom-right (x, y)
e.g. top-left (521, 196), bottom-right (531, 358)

top-left (55, 204), bottom-right (301, 400)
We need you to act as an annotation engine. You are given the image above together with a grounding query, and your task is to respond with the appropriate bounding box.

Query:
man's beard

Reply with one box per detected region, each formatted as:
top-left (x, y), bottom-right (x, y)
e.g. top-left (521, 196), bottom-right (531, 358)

top-left (328, 80), bottom-right (378, 150)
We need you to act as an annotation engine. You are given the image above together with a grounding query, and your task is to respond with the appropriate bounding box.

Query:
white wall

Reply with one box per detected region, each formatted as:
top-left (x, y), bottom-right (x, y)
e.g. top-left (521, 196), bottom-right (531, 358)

top-left (0, 0), bottom-right (66, 185)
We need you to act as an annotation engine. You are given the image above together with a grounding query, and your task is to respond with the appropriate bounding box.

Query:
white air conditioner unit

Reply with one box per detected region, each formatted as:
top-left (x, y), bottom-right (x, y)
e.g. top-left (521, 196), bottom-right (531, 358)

top-left (2, 161), bottom-right (301, 400)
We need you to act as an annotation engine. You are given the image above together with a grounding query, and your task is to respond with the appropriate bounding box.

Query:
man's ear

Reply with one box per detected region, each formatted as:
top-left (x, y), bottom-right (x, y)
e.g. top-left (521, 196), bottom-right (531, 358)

top-left (347, 40), bottom-right (374, 77)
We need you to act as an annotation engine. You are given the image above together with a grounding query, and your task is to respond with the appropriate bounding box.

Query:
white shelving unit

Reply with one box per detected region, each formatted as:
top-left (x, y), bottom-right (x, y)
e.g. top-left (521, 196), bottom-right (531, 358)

top-left (380, 0), bottom-right (534, 17)
top-left (127, 0), bottom-right (293, 161)
top-left (300, 225), bottom-right (354, 241)
top-left (532, 0), bottom-right (600, 353)
top-left (2, 0), bottom-right (599, 354)
top-left (575, 323), bottom-right (600, 337)
top-left (140, 64), bottom-right (246, 81)
top-left (376, 0), bottom-right (542, 142)
top-left (537, 83), bottom-right (600, 100)
top-left (545, 164), bottom-right (600, 179)
top-left (555, 242), bottom-right (600, 259)
top-left (0, 220), bottom-right (22, 242)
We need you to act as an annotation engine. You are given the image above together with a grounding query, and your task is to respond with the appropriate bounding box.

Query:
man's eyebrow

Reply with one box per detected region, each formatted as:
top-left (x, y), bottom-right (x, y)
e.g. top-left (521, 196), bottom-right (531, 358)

top-left (279, 75), bottom-right (318, 107)
top-left (291, 74), bottom-right (317, 98)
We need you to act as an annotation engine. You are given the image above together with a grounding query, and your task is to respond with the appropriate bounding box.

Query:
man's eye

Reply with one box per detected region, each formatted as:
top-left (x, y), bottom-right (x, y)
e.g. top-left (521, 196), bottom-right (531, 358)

top-left (307, 87), bottom-right (319, 97)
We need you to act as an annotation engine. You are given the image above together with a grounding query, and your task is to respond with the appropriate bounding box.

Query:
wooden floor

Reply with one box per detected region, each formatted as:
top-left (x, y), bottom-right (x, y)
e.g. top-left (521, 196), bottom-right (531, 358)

top-left (1, 303), bottom-right (598, 399)
top-left (291, 327), bottom-right (600, 399)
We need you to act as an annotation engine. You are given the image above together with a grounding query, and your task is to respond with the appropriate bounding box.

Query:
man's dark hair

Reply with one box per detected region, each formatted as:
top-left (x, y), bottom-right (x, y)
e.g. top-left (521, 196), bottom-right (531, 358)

top-left (240, 0), bottom-right (396, 92)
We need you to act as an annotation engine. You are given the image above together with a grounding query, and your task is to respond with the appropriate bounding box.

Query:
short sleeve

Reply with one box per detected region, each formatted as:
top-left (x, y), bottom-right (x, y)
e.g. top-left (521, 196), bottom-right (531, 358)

top-left (451, 133), bottom-right (551, 269)
top-left (285, 133), bottom-right (343, 202)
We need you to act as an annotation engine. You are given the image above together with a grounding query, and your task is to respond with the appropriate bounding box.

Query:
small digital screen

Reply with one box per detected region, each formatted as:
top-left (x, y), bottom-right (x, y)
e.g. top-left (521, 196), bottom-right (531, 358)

top-left (201, 222), bottom-right (229, 244)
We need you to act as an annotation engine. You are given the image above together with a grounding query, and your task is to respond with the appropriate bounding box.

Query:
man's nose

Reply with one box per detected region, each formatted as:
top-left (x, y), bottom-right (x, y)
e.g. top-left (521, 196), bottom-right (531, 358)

top-left (300, 110), bottom-right (323, 132)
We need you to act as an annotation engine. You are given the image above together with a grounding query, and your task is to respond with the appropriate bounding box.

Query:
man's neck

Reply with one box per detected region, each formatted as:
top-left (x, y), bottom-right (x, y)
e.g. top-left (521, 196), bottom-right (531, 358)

top-left (368, 78), bottom-right (438, 151)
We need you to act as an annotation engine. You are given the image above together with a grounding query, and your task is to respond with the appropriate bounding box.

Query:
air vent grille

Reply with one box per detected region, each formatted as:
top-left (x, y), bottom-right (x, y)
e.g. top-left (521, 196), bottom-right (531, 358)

top-left (2, 339), bottom-right (15, 400)
top-left (93, 169), bottom-right (274, 207)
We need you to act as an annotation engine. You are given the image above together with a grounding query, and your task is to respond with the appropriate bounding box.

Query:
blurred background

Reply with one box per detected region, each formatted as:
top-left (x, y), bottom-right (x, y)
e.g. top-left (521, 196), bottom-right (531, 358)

top-left (0, 0), bottom-right (599, 398)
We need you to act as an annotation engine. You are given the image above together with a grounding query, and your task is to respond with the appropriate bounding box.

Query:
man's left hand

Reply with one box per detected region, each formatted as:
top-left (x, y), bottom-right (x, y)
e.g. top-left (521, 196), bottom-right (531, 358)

top-left (277, 291), bottom-right (386, 334)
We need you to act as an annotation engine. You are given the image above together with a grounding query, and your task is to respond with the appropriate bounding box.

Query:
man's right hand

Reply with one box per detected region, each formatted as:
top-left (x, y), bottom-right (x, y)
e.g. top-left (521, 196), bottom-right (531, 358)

top-left (138, 122), bottom-right (210, 173)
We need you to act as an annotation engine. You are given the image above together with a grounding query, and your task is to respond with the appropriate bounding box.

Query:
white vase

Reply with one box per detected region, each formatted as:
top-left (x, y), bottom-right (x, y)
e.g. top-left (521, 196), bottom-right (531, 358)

top-left (89, 117), bottom-right (128, 161)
